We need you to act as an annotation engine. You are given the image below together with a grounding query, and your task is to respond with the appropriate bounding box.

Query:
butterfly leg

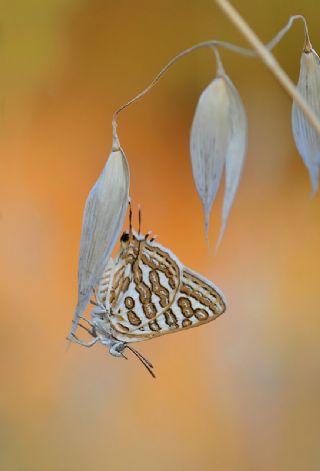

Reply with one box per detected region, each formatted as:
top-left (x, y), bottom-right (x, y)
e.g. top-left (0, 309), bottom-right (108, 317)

top-left (128, 200), bottom-right (133, 240)
top-left (69, 333), bottom-right (99, 348)
top-left (78, 322), bottom-right (98, 340)
top-left (79, 316), bottom-right (94, 327)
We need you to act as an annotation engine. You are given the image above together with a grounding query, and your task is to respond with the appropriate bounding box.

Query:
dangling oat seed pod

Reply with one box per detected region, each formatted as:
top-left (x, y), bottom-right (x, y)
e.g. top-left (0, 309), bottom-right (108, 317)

top-left (190, 48), bottom-right (247, 243)
top-left (292, 32), bottom-right (320, 193)
top-left (70, 137), bottom-right (130, 336)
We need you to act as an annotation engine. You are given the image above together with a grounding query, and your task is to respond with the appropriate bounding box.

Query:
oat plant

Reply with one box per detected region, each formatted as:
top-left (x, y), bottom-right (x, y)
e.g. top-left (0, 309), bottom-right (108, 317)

top-left (69, 0), bottom-right (320, 336)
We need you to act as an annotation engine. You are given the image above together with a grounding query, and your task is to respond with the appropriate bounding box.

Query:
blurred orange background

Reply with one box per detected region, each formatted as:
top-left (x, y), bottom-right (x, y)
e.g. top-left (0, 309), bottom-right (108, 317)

top-left (1, 1), bottom-right (320, 470)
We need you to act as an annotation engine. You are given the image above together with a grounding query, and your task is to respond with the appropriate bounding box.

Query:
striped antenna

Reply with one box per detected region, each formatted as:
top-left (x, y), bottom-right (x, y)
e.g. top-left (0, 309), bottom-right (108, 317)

top-left (128, 201), bottom-right (133, 241)
top-left (138, 204), bottom-right (142, 236)
top-left (126, 345), bottom-right (156, 378)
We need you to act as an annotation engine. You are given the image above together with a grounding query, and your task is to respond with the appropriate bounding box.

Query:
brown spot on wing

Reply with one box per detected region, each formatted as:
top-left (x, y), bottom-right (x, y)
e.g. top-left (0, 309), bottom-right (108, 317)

top-left (149, 270), bottom-right (170, 308)
top-left (143, 302), bottom-right (157, 319)
top-left (182, 319), bottom-right (192, 328)
top-left (125, 297), bottom-right (135, 309)
top-left (149, 320), bottom-right (161, 331)
top-left (127, 311), bottom-right (141, 326)
top-left (178, 297), bottom-right (194, 318)
top-left (195, 309), bottom-right (209, 321)
top-left (142, 242), bottom-right (180, 290)
top-left (164, 309), bottom-right (178, 328)
top-left (180, 284), bottom-right (223, 316)
top-left (116, 323), bottom-right (129, 333)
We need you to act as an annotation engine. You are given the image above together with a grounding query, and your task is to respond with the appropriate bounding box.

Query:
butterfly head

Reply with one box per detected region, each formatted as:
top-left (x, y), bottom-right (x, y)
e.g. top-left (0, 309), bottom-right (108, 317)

top-left (120, 231), bottom-right (131, 246)
top-left (108, 340), bottom-right (126, 357)
top-left (120, 230), bottom-right (142, 251)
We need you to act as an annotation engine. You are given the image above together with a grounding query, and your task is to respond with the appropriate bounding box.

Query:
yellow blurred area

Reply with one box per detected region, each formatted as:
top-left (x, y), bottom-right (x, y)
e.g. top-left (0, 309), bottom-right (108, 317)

top-left (1, 1), bottom-right (320, 470)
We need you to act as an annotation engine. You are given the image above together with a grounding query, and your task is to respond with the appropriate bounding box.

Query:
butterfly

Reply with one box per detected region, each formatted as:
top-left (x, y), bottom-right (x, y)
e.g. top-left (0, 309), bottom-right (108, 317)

top-left (70, 208), bottom-right (226, 377)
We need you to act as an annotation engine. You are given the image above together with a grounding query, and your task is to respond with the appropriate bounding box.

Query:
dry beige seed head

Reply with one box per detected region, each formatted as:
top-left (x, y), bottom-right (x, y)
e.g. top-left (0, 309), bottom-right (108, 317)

top-left (190, 75), bottom-right (229, 238)
top-left (292, 47), bottom-right (320, 193)
top-left (190, 58), bottom-right (247, 243)
top-left (70, 147), bottom-right (130, 335)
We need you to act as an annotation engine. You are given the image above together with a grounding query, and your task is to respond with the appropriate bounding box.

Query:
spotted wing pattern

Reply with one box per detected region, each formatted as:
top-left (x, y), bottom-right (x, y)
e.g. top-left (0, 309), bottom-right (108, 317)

top-left (109, 238), bottom-right (226, 343)
top-left (95, 257), bottom-right (115, 306)
top-left (107, 237), bottom-right (182, 337)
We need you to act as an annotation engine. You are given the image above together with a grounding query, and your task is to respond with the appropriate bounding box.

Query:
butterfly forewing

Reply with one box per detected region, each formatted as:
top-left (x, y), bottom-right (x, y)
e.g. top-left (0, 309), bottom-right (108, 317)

top-left (107, 237), bottom-right (182, 337)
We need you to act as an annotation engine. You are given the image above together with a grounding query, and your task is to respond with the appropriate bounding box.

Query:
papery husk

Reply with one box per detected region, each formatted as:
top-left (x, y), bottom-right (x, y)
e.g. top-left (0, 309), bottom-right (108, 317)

top-left (190, 70), bottom-right (247, 243)
top-left (190, 76), bottom-right (230, 238)
top-left (70, 147), bottom-right (129, 335)
top-left (292, 48), bottom-right (320, 193)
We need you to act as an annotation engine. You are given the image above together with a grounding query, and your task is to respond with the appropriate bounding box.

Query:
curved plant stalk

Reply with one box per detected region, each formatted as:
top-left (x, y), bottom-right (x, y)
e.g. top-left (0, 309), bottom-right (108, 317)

top-left (109, 10), bottom-right (320, 246)
top-left (70, 4), bottom-right (320, 337)
top-left (112, 14), bottom-right (313, 140)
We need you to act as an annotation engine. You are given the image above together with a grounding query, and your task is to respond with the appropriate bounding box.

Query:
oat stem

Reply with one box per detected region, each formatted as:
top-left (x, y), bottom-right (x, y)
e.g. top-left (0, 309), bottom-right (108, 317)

top-left (111, 39), bottom-right (254, 145)
top-left (112, 7), bottom-right (317, 144)
top-left (266, 15), bottom-right (309, 51)
top-left (212, 47), bottom-right (225, 75)
top-left (215, 0), bottom-right (320, 135)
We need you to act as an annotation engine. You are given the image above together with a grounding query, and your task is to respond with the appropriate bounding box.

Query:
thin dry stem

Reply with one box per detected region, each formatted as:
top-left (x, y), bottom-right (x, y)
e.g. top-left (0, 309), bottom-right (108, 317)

top-left (112, 13), bottom-right (311, 144)
top-left (266, 15), bottom-right (309, 51)
top-left (111, 39), bottom-right (254, 144)
top-left (212, 47), bottom-right (225, 75)
top-left (215, 0), bottom-right (320, 135)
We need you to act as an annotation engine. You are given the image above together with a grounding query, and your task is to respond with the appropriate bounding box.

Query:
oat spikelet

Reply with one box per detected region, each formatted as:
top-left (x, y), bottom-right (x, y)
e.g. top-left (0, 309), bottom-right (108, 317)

top-left (190, 69), bottom-right (229, 239)
top-left (70, 145), bottom-right (130, 335)
top-left (190, 50), bottom-right (247, 243)
top-left (292, 40), bottom-right (320, 194)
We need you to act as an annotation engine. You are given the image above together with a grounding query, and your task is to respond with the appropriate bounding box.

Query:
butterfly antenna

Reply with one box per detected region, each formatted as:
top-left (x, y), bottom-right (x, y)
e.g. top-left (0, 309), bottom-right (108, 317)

top-left (129, 200), bottom-right (133, 241)
top-left (138, 204), bottom-right (141, 237)
top-left (137, 204), bottom-right (144, 255)
top-left (126, 345), bottom-right (156, 378)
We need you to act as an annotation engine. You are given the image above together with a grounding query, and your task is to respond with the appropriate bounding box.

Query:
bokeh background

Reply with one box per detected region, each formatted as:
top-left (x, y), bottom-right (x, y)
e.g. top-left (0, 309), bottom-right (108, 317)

top-left (1, 1), bottom-right (320, 470)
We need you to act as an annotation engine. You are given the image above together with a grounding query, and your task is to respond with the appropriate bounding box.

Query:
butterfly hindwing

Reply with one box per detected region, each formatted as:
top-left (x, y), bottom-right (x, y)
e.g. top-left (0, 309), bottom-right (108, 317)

top-left (174, 267), bottom-right (226, 329)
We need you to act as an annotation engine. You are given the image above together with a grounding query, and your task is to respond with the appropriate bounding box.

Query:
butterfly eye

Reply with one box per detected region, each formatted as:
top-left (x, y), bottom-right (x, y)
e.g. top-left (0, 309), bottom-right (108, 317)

top-left (120, 232), bottom-right (129, 242)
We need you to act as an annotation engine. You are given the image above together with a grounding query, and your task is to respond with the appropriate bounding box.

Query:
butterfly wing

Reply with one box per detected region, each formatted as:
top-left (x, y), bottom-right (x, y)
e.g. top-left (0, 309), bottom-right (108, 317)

top-left (109, 239), bottom-right (226, 343)
top-left (95, 256), bottom-right (115, 306)
top-left (107, 238), bottom-right (182, 339)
